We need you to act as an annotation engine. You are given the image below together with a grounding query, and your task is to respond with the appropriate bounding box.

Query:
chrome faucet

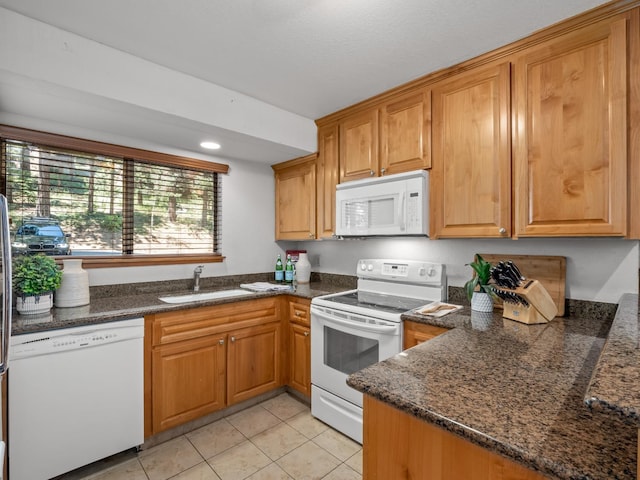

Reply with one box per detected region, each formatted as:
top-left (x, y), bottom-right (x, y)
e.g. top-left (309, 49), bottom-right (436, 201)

top-left (193, 265), bottom-right (204, 292)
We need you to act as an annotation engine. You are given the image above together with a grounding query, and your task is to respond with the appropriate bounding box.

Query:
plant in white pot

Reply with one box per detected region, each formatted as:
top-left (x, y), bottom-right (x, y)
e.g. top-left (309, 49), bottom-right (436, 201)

top-left (464, 254), bottom-right (494, 313)
top-left (13, 254), bottom-right (63, 315)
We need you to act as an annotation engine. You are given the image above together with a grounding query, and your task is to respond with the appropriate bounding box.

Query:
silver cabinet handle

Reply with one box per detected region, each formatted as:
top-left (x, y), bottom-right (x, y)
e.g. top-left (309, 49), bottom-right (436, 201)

top-left (369, 170), bottom-right (375, 176)
top-left (308, 233), bottom-right (314, 238)
top-left (499, 227), bottom-right (507, 234)
top-left (231, 336), bottom-right (236, 343)
top-left (304, 331), bottom-right (309, 337)
top-left (380, 167), bottom-right (386, 175)
top-left (219, 339), bottom-right (225, 345)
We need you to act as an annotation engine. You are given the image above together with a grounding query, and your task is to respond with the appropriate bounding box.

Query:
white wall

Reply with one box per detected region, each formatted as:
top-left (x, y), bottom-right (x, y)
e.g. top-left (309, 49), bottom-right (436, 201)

top-left (297, 237), bottom-right (639, 304)
top-left (2, 5), bottom-right (636, 303)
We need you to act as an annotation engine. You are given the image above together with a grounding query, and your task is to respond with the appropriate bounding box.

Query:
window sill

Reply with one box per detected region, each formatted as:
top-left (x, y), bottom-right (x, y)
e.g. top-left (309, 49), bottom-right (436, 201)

top-left (55, 254), bottom-right (225, 269)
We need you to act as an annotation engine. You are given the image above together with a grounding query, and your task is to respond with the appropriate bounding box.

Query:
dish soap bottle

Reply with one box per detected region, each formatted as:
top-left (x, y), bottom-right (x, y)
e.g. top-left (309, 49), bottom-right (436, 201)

top-left (275, 254), bottom-right (284, 283)
top-left (285, 254), bottom-right (294, 284)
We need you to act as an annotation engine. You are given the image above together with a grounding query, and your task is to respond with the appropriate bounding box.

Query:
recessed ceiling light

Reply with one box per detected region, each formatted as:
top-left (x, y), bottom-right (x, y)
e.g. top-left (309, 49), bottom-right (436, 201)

top-left (200, 141), bottom-right (221, 150)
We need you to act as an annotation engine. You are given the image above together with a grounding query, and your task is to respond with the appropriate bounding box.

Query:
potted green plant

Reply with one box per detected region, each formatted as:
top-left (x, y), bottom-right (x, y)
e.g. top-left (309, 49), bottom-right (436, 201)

top-left (13, 254), bottom-right (63, 315)
top-left (464, 254), bottom-right (494, 312)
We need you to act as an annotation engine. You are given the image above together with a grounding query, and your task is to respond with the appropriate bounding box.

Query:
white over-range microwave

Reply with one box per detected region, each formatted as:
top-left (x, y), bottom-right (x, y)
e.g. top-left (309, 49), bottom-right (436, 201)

top-left (335, 170), bottom-right (429, 237)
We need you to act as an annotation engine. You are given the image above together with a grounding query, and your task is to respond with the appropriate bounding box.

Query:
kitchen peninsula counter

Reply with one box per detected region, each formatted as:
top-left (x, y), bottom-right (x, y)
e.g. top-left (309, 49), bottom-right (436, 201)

top-left (348, 294), bottom-right (639, 480)
top-left (11, 279), bottom-right (350, 335)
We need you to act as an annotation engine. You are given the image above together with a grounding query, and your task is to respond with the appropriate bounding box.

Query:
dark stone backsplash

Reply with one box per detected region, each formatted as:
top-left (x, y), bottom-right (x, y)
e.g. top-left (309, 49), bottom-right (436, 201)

top-left (90, 271), bottom-right (357, 300)
top-left (91, 276), bottom-right (613, 322)
top-left (448, 286), bottom-right (617, 322)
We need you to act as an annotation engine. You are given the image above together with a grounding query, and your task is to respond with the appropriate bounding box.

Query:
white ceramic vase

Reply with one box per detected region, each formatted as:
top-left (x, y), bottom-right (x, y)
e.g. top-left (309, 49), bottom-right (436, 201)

top-left (296, 253), bottom-right (311, 284)
top-left (16, 292), bottom-right (54, 315)
top-left (471, 291), bottom-right (493, 312)
top-left (55, 259), bottom-right (90, 307)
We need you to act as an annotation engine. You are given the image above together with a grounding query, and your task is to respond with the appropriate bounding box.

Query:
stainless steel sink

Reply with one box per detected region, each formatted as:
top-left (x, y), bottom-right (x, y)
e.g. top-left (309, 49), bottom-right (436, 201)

top-left (158, 289), bottom-right (253, 304)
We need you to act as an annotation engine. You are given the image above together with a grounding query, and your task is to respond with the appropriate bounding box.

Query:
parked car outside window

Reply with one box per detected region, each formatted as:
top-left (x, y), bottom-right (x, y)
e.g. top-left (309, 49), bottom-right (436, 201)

top-left (12, 218), bottom-right (72, 256)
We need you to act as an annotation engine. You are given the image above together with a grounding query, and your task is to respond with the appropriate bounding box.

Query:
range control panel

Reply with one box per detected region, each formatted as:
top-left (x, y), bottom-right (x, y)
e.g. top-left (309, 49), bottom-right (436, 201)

top-left (357, 259), bottom-right (445, 285)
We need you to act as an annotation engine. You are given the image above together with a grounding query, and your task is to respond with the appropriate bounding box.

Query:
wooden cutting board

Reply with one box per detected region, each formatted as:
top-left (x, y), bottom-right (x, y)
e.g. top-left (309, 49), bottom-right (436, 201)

top-left (480, 254), bottom-right (567, 316)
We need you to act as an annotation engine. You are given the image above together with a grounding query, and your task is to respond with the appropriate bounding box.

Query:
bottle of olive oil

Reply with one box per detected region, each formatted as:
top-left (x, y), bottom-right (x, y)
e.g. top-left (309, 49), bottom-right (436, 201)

top-left (275, 254), bottom-right (284, 283)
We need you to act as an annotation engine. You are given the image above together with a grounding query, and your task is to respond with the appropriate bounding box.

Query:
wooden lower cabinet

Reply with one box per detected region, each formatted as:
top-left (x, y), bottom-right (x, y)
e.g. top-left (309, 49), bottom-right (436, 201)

top-left (147, 297), bottom-right (283, 435)
top-left (287, 297), bottom-right (311, 397)
top-left (403, 321), bottom-right (448, 350)
top-left (227, 322), bottom-right (282, 405)
top-left (364, 395), bottom-right (546, 480)
top-left (152, 334), bottom-right (226, 433)
top-left (288, 322), bottom-right (311, 396)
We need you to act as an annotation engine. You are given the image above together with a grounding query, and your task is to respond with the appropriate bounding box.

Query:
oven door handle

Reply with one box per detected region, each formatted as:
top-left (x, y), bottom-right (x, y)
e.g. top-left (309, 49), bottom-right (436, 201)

top-left (312, 307), bottom-right (399, 334)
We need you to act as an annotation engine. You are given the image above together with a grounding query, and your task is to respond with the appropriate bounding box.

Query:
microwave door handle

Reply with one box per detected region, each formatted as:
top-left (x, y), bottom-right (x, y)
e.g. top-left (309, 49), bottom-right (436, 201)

top-left (399, 191), bottom-right (406, 232)
top-left (313, 308), bottom-right (398, 334)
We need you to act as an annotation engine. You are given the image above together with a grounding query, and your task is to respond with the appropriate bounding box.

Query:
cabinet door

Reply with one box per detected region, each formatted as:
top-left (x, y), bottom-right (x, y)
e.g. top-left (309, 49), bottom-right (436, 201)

top-left (227, 322), bottom-right (282, 405)
top-left (431, 62), bottom-right (511, 238)
top-left (513, 17), bottom-right (627, 236)
top-left (380, 89), bottom-right (431, 174)
top-left (364, 396), bottom-right (546, 480)
top-left (403, 321), bottom-right (448, 350)
top-left (339, 109), bottom-right (379, 182)
top-left (289, 323), bottom-right (311, 397)
top-left (317, 123), bottom-right (339, 238)
top-left (152, 335), bottom-right (226, 433)
top-left (274, 155), bottom-right (316, 240)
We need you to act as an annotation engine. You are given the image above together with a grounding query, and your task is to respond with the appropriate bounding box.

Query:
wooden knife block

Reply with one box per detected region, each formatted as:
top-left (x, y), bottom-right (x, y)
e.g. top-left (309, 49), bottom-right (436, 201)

top-left (497, 279), bottom-right (558, 325)
top-left (502, 302), bottom-right (549, 325)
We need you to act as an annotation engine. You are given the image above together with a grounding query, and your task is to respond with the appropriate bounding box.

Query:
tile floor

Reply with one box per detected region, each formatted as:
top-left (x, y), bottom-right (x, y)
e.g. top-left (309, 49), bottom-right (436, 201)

top-left (66, 393), bottom-right (362, 480)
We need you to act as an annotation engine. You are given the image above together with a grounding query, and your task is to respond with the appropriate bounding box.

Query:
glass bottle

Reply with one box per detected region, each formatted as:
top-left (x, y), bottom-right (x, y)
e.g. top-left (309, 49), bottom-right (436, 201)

top-left (275, 254), bottom-right (284, 283)
top-left (285, 254), bottom-right (294, 284)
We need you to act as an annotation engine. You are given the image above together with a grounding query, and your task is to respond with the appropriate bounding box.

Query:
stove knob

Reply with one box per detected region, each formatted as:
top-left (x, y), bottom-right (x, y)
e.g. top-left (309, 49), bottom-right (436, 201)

top-left (360, 263), bottom-right (366, 271)
top-left (427, 267), bottom-right (436, 277)
top-left (367, 264), bottom-right (374, 271)
top-left (418, 267), bottom-right (426, 276)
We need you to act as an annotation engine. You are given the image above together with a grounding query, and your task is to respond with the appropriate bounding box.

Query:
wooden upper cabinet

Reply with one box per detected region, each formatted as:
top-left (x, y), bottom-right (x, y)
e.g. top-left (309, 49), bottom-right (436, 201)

top-left (339, 109), bottom-right (379, 182)
top-left (316, 123), bottom-right (339, 238)
top-left (338, 89), bottom-right (430, 183)
top-left (380, 88), bottom-right (431, 174)
top-left (273, 154), bottom-right (316, 240)
top-left (430, 62), bottom-right (512, 238)
top-left (513, 15), bottom-right (628, 237)
top-left (628, 9), bottom-right (640, 239)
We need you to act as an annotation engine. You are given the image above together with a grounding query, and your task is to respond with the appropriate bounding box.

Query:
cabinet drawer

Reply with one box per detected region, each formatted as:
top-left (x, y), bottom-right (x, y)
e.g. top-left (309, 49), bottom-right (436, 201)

top-left (152, 297), bottom-right (279, 346)
top-left (289, 299), bottom-right (310, 326)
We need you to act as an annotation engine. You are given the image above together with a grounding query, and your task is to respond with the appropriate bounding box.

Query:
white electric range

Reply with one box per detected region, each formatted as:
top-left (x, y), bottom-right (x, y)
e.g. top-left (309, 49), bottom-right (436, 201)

top-left (310, 258), bottom-right (447, 443)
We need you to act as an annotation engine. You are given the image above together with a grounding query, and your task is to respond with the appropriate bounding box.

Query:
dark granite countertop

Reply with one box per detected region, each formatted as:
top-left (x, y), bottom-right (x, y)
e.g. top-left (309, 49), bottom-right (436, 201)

top-left (348, 302), bottom-right (638, 480)
top-left (12, 278), bottom-right (351, 336)
top-left (585, 293), bottom-right (640, 425)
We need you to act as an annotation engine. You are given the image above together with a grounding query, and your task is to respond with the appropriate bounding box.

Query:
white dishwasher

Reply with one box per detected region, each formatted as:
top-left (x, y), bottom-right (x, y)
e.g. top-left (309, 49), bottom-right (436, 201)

top-left (9, 317), bottom-right (144, 480)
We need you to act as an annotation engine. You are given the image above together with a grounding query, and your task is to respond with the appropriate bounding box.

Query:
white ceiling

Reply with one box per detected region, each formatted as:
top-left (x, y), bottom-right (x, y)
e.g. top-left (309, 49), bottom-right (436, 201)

top-left (0, 0), bottom-right (608, 163)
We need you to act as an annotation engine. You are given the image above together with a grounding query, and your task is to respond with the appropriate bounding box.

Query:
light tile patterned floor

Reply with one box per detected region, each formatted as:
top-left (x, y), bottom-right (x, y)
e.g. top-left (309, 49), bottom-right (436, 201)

top-left (67, 393), bottom-right (362, 480)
